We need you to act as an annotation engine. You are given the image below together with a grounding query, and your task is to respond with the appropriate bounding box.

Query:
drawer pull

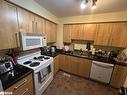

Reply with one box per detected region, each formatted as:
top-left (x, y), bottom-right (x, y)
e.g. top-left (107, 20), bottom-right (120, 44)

top-left (14, 79), bottom-right (27, 90)
top-left (21, 88), bottom-right (28, 95)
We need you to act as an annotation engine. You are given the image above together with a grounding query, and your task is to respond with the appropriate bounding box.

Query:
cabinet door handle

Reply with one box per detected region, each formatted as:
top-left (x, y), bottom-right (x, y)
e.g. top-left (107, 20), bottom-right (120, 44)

top-left (14, 79), bottom-right (27, 90)
top-left (32, 21), bottom-right (34, 32)
top-left (21, 88), bottom-right (28, 95)
top-left (35, 22), bottom-right (37, 32)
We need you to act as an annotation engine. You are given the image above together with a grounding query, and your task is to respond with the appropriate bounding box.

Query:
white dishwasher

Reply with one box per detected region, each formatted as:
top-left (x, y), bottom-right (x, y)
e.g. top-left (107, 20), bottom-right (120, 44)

top-left (90, 61), bottom-right (114, 84)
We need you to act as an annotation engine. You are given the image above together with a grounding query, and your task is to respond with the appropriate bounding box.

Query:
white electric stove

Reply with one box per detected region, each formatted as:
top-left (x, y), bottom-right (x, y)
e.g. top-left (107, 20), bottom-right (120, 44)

top-left (17, 51), bottom-right (54, 95)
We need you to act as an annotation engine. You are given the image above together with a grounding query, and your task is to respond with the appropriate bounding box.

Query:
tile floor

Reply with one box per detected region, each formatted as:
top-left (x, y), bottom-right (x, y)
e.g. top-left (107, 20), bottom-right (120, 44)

top-left (43, 71), bottom-right (118, 95)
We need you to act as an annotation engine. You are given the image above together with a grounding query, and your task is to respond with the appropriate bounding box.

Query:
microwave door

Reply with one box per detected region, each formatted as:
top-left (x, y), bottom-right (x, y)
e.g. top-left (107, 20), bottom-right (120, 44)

top-left (22, 36), bottom-right (42, 51)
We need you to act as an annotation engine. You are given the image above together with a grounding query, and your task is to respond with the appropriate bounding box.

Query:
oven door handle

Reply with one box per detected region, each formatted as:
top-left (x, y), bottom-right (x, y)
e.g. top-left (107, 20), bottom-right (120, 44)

top-left (93, 62), bottom-right (114, 69)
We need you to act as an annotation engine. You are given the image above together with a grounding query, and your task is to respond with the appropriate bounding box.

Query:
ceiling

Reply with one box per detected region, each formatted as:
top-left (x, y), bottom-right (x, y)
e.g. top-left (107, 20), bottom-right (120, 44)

top-left (34, 0), bottom-right (127, 17)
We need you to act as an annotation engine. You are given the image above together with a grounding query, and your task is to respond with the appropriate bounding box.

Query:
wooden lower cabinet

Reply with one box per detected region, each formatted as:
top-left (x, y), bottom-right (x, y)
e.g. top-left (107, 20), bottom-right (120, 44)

top-left (110, 65), bottom-right (127, 88)
top-left (59, 54), bottom-right (71, 73)
top-left (59, 54), bottom-right (92, 78)
top-left (5, 74), bottom-right (34, 95)
top-left (78, 58), bottom-right (92, 78)
top-left (69, 56), bottom-right (80, 75)
top-left (54, 55), bottom-right (60, 75)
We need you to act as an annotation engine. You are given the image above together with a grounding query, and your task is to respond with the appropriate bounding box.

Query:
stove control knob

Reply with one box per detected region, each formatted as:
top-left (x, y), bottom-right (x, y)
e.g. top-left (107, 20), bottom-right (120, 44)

top-left (33, 57), bottom-right (37, 60)
top-left (5, 62), bottom-right (11, 68)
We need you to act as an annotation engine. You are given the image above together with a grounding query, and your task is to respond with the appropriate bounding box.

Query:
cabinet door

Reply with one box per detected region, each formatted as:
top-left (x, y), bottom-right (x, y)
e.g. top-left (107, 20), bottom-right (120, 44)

top-left (63, 25), bottom-right (72, 43)
top-left (17, 7), bottom-right (34, 33)
top-left (110, 65), bottom-right (127, 88)
top-left (59, 55), bottom-right (71, 72)
top-left (110, 23), bottom-right (127, 47)
top-left (45, 20), bottom-right (51, 42)
top-left (70, 56), bottom-right (80, 75)
top-left (5, 74), bottom-right (34, 95)
top-left (45, 20), bottom-right (57, 43)
top-left (34, 15), bottom-right (46, 35)
top-left (94, 23), bottom-right (112, 46)
top-left (78, 58), bottom-right (92, 78)
top-left (121, 23), bottom-right (127, 47)
top-left (54, 55), bottom-right (60, 75)
top-left (72, 24), bottom-right (84, 40)
top-left (0, 0), bottom-right (19, 50)
top-left (83, 24), bottom-right (96, 41)
top-left (51, 23), bottom-right (57, 42)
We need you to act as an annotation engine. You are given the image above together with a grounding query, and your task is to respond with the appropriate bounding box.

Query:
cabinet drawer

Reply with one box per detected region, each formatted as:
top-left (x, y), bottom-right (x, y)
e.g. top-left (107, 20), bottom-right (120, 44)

top-left (5, 74), bottom-right (33, 95)
top-left (14, 80), bottom-right (33, 95)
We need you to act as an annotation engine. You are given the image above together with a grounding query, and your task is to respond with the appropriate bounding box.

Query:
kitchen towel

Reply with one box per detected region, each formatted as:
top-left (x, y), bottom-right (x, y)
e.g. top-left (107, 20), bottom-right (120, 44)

top-left (39, 67), bottom-right (49, 83)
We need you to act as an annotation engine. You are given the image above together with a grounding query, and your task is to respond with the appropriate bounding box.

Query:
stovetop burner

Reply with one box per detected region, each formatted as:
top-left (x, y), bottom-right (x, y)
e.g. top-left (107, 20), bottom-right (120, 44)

top-left (23, 61), bottom-right (32, 65)
top-left (44, 57), bottom-right (50, 59)
top-left (33, 56), bottom-right (50, 61)
top-left (30, 62), bottom-right (40, 67)
top-left (38, 56), bottom-right (44, 59)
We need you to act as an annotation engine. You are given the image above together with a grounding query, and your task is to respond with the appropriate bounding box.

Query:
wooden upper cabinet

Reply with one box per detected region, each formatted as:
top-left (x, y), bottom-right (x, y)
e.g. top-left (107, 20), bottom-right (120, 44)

top-left (83, 24), bottom-right (96, 41)
top-left (94, 23), bottom-right (112, 46)
top-left (64, 24), bottom-right (96, 42)
top-left (52, 23), bottom-right (57, 42)
top-left (0, 0), bottom-right (19, 50)
top-left (72, 24), bottom-right (84, 40)
top-left (121, 23), bottom-right (127, 47)
top-left (17, 7), bottom-right (34, 33)
top-left (45, 20), bottom-right (57, 43)
top-left (95, 22), bottom-right (127, 47)
top-left (63, 25), bottom-right (72, 43)
top-left (34, 15), bottom-right (46, 35)
top-left (110, 23), bottom-right (127, 47)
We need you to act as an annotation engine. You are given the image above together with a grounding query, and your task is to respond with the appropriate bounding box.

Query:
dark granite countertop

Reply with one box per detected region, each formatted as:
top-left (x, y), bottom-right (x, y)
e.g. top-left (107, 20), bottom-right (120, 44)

top-left (0, 64), bottom-right (33, 90)
top-left (42, 49), bottom-right (127, 66)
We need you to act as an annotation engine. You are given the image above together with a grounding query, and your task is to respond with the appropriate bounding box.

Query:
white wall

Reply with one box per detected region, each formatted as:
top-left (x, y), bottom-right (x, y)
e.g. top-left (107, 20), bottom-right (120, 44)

top-left (9, 0), bottom-right (59, 23)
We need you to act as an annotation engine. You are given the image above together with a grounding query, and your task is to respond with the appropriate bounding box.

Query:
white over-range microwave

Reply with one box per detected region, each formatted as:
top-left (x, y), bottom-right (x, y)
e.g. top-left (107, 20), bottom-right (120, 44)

top-left (19, 32), bottom-right (47, 51)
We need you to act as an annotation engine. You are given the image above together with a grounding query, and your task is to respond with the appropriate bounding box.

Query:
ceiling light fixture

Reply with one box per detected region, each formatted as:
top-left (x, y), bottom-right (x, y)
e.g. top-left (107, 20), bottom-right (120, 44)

top-left (80, 0), bottom-right (88, 9)
top-left (92, 0), bottom-right (97, 9)
top-left (80, 0), bottom-right (97, 9)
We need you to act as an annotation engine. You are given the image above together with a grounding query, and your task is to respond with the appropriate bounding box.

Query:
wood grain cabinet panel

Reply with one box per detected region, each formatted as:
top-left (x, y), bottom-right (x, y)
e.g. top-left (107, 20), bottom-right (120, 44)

top-left (5, 74), bottom-right (34, 95)
top-left (59, 55), bottom-right (92, 78)
top-left (69, 56), bottom-right (80, 75)
top-left (63, 25), bottom-right (72, 43)
top-left (110, 65), bottom-right (127, 88)
top-left (94, 23), bottom-right (112, 46)
top-left (59, 54), bottom-right (71, 73)
top-left (0, 0), bottom-right (19, 50)
top-left (78, 58), bottom-right (92, 78)
top-left (72, 24), bottom-right (84, 40)
top-left (54, 55), bottom-right (60, 75)
top-left (109, 23), bottom-right (127, 47)
top-left (94, 22), bottom-right (127, 47)
top-left (34, 15), bottom-right (46, 35)
top-left (17, 7), bottom-right (35, 33)
top-left (63, 23), bottom-right (96, 42)
top-left (45, 20), bottom-right (57, 43)
top-left (83, 24), bottom-right (96, 41)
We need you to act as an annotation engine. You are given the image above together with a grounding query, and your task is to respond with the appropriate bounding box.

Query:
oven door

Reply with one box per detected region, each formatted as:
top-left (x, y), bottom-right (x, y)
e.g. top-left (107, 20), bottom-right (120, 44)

top-left (34, 61), bottom-right (53, 95)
